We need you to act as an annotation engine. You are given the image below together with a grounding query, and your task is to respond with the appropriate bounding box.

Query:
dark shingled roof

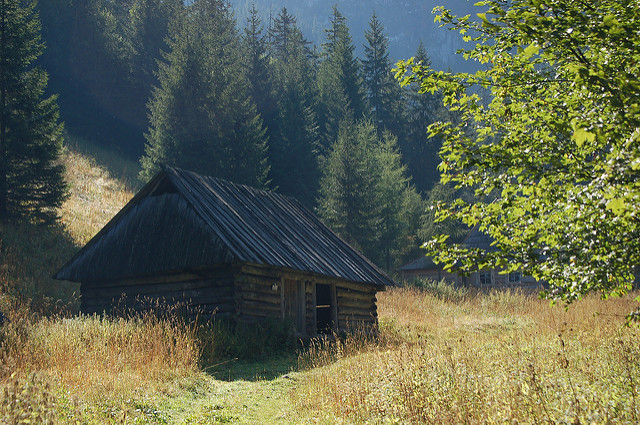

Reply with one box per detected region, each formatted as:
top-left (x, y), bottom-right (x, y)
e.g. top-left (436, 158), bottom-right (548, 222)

top-left (55, 166), bottom-right (394, 287)
top-left (398, 226), bottom-right (495, 272)
top-left (462, 226), bottom-right (498, 252)
top-left (397, 256), bottom-right (437, 271)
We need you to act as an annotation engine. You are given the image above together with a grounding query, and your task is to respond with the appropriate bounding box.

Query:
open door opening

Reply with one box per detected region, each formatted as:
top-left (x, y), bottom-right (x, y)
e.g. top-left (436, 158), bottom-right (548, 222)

top-left (316, 283), bottom-right (335, 334)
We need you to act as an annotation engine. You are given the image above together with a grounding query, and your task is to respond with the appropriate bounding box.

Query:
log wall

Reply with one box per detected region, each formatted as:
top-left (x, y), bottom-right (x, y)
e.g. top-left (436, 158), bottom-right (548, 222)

top-left (81, 262), bottom-right (384, 336)
top-left (335, 281), bottom-right (378, 332)
top-left (80, 268), bottom-right (235, 319)
top-left (234, 266), bottom-right (282, 323)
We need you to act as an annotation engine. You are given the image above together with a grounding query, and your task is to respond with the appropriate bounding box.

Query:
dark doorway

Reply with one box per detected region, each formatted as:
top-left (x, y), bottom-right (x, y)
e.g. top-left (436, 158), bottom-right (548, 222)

top-left (316, 283), bottom-right (334, 334)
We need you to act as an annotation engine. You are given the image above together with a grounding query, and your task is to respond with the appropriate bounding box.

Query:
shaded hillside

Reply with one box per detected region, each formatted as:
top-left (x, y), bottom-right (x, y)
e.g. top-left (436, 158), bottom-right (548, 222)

top-left (0, 136), bottom-right (136, 313)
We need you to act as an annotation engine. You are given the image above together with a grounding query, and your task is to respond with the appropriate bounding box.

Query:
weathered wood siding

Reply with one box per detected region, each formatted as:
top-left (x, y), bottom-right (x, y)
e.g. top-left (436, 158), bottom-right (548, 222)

top-left (335, 281), bottom-right (378, 331)
top-left (80, 262), bottom-right (383, 336)
top-left (80, 269), bottom-right (235, 318)
top-left (234, 266), bottom-right (282, 323)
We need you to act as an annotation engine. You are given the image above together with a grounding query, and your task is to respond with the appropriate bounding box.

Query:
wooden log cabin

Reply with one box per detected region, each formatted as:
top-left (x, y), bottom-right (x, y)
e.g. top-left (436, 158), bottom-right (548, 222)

top-left (54, 166), bottom-right (394, 336)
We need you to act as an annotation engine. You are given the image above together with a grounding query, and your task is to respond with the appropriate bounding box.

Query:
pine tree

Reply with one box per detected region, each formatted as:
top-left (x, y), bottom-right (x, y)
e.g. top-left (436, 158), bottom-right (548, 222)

top-left (402, 41), bottom-right (443, 194)
top-left (362, 12), bottom-right (403, 136)
top-left (0, 0), bottom-right (66, 224)
top-left (317, 118), bottom-right (378, 253)
top-left (141, 0), bottom-right (268, 187)
top-left (316, 6), bottom-right (365, 151)
top-left (267, 8), bottom-right (320, 207)
top-left (242, 3), bottom-right (275, 141)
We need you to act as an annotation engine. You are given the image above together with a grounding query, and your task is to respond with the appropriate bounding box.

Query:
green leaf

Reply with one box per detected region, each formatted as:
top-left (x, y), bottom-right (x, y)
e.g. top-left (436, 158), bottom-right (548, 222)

top-left (572, 127), bottom-right (595, 147)
top-left (606, 198), bottom-right (626, 215)
top-left (603, 14), bottom-right (619, 27)
top-left (522, 44), bottom-right (539, 59)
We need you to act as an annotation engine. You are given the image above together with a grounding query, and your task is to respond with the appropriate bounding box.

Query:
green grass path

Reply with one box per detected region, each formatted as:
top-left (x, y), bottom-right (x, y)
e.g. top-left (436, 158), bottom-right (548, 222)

top-left (154, 357), bottom-right (310, 424)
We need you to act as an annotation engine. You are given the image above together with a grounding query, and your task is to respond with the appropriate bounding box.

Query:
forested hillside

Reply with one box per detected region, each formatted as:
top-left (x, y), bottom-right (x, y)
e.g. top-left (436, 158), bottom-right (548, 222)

top-left (229, 0), bottom-right (480, 68)
top-left (33, 0), bottom-right (464, 271)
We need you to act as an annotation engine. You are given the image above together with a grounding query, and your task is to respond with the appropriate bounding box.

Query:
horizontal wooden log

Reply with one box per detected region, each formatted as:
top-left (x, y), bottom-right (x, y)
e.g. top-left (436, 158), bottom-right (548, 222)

top-left (338, 307), bottom-right (376, 317)
top-left (238, 264), bottom-right (282, 279)
top-left (90, 285), bottom-right (234, 301)
top-left (237, 310), bottom-right (282, 321)
top-left (83, 267), bottom-right (234, 288)
top-left (335, 281), bottom-right (379, 293)
top-left (84, 290), bottom-right (235, 307)
top-left (237, 282), bottom-right (280, 295)
top-left (235, 274), bottom-right (280, 286)
top-left (239, 291), bottom-right (281, 304)
top-left (239, 299), bottom-right (282, 312)
top-left (337, 299), bottom-right (375, 310)
top-left (336, 291), bottom-right (376, 302)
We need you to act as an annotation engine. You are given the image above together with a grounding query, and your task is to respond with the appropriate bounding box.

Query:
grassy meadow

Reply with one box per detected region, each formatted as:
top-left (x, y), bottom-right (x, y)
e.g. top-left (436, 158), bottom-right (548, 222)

top-left (0, 136), bottom-right (639, 423)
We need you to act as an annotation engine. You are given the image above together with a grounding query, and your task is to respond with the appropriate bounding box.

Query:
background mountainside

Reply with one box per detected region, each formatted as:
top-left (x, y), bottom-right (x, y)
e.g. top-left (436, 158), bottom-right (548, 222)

top-left (229, 0), bottom-right (480, 71)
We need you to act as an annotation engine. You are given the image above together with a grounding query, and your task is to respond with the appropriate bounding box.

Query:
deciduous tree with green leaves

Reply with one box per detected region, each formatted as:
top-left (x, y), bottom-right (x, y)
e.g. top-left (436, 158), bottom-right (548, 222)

top-left (0, 0), bottom-right (66, 224)
top-left (396, 0), bottom-right (640, 318)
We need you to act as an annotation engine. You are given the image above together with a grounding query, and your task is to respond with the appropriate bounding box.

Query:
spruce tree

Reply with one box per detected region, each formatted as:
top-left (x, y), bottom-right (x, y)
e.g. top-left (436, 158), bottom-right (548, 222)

top-left (141, 0), bottom-right (268, 188)
top-left (318, 119), bottom-right (423, 269)
top-left (372, 131), bottom-right (421, 271)
top-left (362, 12), bottom-right (403, 137)
top-left (267, 8), bottom-right (319, 207)
top-left (402, 41), bottom-right (443, 193)
top-left (316, 6), bottom-right (365, 151)
top-left (0, 0), bottom-right (66, 224)
top-left (317, 118), bottom-right (378, 253)
top-left (242, 4), bottom-right (275, 143)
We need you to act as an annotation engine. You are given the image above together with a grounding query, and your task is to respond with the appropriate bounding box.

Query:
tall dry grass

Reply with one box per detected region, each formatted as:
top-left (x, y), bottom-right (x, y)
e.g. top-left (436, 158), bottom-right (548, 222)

top-left (0, 141), bottom-right (205, 423)
top-left (296, 285), bottom-right (640, 424)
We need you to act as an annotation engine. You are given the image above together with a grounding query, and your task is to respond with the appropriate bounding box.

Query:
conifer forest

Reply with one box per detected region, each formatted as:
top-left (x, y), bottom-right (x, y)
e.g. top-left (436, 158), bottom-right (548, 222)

top-left (34, 0), bottom-right (460, 272)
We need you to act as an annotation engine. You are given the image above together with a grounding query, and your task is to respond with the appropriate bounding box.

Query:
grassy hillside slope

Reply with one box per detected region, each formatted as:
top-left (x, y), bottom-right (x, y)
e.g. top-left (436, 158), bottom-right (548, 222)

top-left (0, 136), bottom-right (136, 314)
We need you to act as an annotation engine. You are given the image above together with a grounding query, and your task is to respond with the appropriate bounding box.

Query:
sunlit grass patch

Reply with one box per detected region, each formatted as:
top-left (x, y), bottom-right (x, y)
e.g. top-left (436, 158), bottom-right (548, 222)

top-left (295, 285), bottom-right (640, 424)
top-left (60, 145), bottom-right (134, 246)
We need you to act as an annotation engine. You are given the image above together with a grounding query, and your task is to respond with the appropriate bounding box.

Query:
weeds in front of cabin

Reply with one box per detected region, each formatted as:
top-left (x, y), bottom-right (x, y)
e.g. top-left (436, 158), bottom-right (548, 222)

top-left (0, 303), bottom-right (202, 423)
top-left (296, 284), bottom-right (640, 424)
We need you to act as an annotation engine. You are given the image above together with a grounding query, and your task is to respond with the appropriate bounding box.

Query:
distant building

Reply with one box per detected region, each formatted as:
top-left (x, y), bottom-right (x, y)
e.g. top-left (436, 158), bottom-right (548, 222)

top-left (398, 226), bottom-right (539, 288)
top-left (55, 166), bottom-right (395, 336)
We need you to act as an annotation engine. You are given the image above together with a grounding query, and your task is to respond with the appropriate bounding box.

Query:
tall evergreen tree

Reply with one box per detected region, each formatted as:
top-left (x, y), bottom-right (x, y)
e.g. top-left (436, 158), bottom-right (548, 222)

top-left (317, 118), bottom-right (377, 253)
top-left (0, 0), bottom-right (66, 223)
top-left (361, 12), bottom-right (403, 137)
top-left (316, 6), bottom-right (365, 151)
top-left (318, 119), bottom-right (423, 270)
top-left (141, 0), bottom-right (268, 187)
top-left (373, 131), bottom-right (421, 271)
top-left (402, 41), bottom-right (444, 194)
top-left (268, 6), bottom-right (296, 61)
top-left (267, 8), bottom-right (319, 207)
top-left (123, 0), bottom-right (182, 116)
top-left (242, 3), bottom-right (275, 141)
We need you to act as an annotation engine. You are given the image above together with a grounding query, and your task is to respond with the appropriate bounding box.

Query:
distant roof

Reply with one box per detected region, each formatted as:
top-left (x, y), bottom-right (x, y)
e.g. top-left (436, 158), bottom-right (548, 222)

top-left (397, 256), bottom-right (437, 271)
top-left (462, 226), bottom-right (498, 252)
top-left (398, 225), bottom-right (496, 272)
top-left (55, 166), bottom-right (394, 287)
